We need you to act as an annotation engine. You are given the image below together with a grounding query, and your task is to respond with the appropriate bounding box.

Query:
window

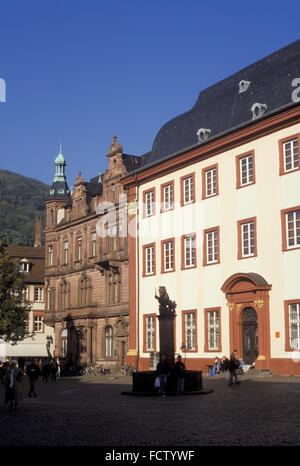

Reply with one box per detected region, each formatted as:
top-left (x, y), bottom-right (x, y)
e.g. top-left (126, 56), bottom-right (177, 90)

top-left (161, 181), bottom-right (174, 212)
top-left (65, 208), bottom-right (70, 222)
top-left (289, 303), bottom-right (300, 349)
top-left (108, 273), bottom-right (121, 304)
top-left (61, 329), bottom-right (68, 357)
top-left (19, 261), bottom-right (30, 273)
top-left (182, 234), bottom-right (196, 269)
top-left (202, 165), bottom-right (218, 199)
top-left (64, 241), bottom-right (69, 264)
top-left (203, 227), bottom-right (220, 265)
top-left (143, 188), bottom-right (155, 217)
top-left (144, 315), bottom-right (156, 352)
top-left (77, 237), bottom-right (82, 261)
top-left (236, 151), bottom-right (255, 188)
top-left (34, 287), bottom-right (43, 302)
top-left (182, 311), bottom-right (197, 352)
top-left (34, 315), bottom-right (43, 333)
top-left (207, 310), bottom-right (220, 351)
top-left (181, 174), bottom-right (195, 205)
top-left (105, 326), bottom-right (113, 357)
top-left (91, 232), bottom-right (96, 257)
top-left (281, 207), bottom-right (300, 251)
top-left (279, 134), bottom-right (300, 175)
top-left (161, 238), bottom-right (175, 273)
top-left (79, 276), bottom-right (92, 307)
top-left (143, 243), bottom-right (156, 276)
top-left (237, 218), bottom-right (257, 259)
top-left (48, 245), bottom-right (53, 266)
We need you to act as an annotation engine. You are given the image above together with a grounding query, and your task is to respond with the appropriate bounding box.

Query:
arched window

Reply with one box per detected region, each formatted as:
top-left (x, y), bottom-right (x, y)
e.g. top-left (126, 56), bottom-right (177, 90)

top-left (108, 273), bottom-right (121, 304)
top-left (79, 276), bottom-right (92, 307)
top-left (105, 326), bottom-right (113, 357)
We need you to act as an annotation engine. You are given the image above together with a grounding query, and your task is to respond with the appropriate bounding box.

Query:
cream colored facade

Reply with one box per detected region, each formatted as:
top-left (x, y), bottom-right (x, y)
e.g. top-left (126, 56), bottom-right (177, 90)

top-left (129, 119), bottom-right (300, 375)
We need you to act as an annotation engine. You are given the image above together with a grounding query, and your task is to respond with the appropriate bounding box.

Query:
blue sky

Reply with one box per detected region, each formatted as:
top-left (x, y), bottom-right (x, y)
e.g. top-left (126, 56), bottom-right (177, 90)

top-left (0, 0), bottom-right (299, 187)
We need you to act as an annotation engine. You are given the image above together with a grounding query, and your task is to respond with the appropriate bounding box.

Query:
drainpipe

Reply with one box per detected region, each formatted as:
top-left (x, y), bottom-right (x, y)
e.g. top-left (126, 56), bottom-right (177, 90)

top-left (135, 173), bottom-right (140, 371)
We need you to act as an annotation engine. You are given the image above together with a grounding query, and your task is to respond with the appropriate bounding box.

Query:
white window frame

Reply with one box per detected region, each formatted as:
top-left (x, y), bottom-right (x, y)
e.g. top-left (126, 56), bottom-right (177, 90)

top-left (183, 176), bottom-right (194, 205)
top-left (206, 230), bottom-right (218, 263)
top-left (286, 210), bottom-right (300, 249)
top-left (283, 138), bottom-right (299, 173)
top-left (34, 316), bottom-right (43, 333)
top-left (145, 245), bottom-right (155, 275)
top-left (205, 167), bottom-right (217, 197)
top-left (185, 312), bottom-right (196, 351)
top-left (163, 241), bottom-right (174, 272)
top-left (105, 326), bottom-right (113, 357)
top-left (163, 184), bottom-right (173, 211)
top-left (241, 222), bottom-right (255, 257)
top-left (146, 316), bottom-right (155, 351)
top-left (35, 287), bottom-right (43, 302)
top-left (289, 303), bottom-right (300, 349)
top-left (145, 191), bottom-right (154, 217)
top-left (208, 310), bottom-right (219, 350)
top-left (239, 154), bottom-right (253, 186)
top-left (184, 236), bottom-right (195, 267)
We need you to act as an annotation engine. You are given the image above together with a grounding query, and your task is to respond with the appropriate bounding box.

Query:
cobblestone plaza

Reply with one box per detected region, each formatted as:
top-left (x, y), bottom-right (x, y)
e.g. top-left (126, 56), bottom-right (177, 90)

top-left (1, 372), bottom-right (300, 447)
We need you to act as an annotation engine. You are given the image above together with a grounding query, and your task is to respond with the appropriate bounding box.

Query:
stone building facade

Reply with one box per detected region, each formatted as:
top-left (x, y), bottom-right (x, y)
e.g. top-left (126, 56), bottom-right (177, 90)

top-left (44, 137), bottom-right (141, 370)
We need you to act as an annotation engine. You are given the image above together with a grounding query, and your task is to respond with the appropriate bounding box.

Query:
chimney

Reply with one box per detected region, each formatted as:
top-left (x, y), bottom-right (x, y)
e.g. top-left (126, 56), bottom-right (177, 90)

top-left (34, 216), bottom-right (42, 247)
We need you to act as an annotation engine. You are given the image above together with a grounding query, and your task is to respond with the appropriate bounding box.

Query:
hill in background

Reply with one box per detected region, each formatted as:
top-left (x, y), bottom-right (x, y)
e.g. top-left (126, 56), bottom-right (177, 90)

top-left (0, 169), bottom-right (49, 246)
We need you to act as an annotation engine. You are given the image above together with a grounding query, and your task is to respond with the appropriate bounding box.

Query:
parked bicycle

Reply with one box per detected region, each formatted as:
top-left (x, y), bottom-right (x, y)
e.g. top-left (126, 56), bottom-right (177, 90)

top-left (121, 364), bottom-right (136, 376)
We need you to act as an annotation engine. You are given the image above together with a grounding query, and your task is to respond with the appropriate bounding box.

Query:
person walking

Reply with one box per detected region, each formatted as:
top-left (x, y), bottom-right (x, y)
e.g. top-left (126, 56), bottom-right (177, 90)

top-left (155, 354), bottom-right (171, 397)
top-left (4, 360), bottom-right (24, 410)
top-left (50, 359), bottom-right (58, 382)
top-left (27, 359), bottom-right (41, 397)
top-left (174, 355), bottom-right (186, 393)
top-left (56, 358), bottom-right (61, 380)
top-left (228, 350), bottom-right (241, 386)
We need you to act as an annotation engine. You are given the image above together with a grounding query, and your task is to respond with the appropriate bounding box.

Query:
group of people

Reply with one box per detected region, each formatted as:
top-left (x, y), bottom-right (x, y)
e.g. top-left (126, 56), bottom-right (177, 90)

top-left (155, 354), bottom-right (186, 396)
top-left (155, 349), bottom-right (249, 396)
top-left (0, 357), bottom-right (62, 410)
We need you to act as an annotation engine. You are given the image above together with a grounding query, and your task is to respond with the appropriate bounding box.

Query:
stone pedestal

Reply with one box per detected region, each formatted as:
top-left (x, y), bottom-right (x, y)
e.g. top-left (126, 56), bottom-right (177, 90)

top-left (157, 312), bottom-right (175, 365)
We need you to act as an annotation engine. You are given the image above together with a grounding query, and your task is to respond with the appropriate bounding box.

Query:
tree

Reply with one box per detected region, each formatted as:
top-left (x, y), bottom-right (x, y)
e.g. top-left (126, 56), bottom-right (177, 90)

top-left (0, 241), bottom-right (32, 343)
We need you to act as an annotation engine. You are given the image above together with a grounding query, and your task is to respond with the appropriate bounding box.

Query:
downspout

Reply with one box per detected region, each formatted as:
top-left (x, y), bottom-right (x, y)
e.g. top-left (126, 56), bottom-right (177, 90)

top-left (135, 173), bottom-right (140, 371)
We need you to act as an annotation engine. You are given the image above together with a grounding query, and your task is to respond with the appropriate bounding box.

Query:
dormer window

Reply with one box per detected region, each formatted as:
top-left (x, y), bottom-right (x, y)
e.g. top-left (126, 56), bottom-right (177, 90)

top-left (197, 128), bottom-right (211, 142)
top-left (239, 80), bottom-right (251, 93)
top-left (251, 103), bottom-right (267, 120)
top-left (19, 260), bottom-right (30, 273)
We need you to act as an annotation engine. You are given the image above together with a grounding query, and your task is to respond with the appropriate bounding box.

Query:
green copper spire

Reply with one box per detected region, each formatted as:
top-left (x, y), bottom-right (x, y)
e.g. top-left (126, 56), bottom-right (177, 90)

top-left (53, 144), bottom-right (66, 182)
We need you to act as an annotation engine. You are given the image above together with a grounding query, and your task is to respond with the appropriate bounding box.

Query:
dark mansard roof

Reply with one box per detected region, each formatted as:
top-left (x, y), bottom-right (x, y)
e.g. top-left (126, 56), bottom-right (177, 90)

top-left (132, 39), bottom-right (300, 172)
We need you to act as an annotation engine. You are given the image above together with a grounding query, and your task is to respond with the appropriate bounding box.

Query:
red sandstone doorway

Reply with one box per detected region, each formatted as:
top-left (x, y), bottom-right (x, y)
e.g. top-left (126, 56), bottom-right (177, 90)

top-left (221, 272), bottom-right (272, 369)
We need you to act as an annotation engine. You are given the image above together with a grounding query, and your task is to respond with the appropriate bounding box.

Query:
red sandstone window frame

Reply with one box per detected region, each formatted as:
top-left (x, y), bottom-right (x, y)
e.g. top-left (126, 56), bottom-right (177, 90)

top-left (281, 205), bottom-right (300, 252)
top-left (284, 299), bottom-right (300, 352)
top-left (203, 226), bottom-right (220, 266)
top-left (160, 180), bottom-right (175, 213)
top-left (142, 242), bottom-right (156, 277)
top-left (279, 133), bottom-right (300, 176)
top-left (204, 307), bottom-right (222, 353)
top-left (237, 217), bottom-right (257, 259)
top-left (235, 150), bottom-right (256, 189)
top-left (142, 187), bottom-right (156, 218)
top-left (180, 172), bottom-right (196, 206)
top-left (202, 164), bottom-right (219, 199)
top-left (181, 310), bottom-right (198, 353)
top-left (161, 237), bottom-right (175, 274)
top-left (181, 233), bottom-right (197, 270)
top-left (143, 313), bottom-right (157, 353)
